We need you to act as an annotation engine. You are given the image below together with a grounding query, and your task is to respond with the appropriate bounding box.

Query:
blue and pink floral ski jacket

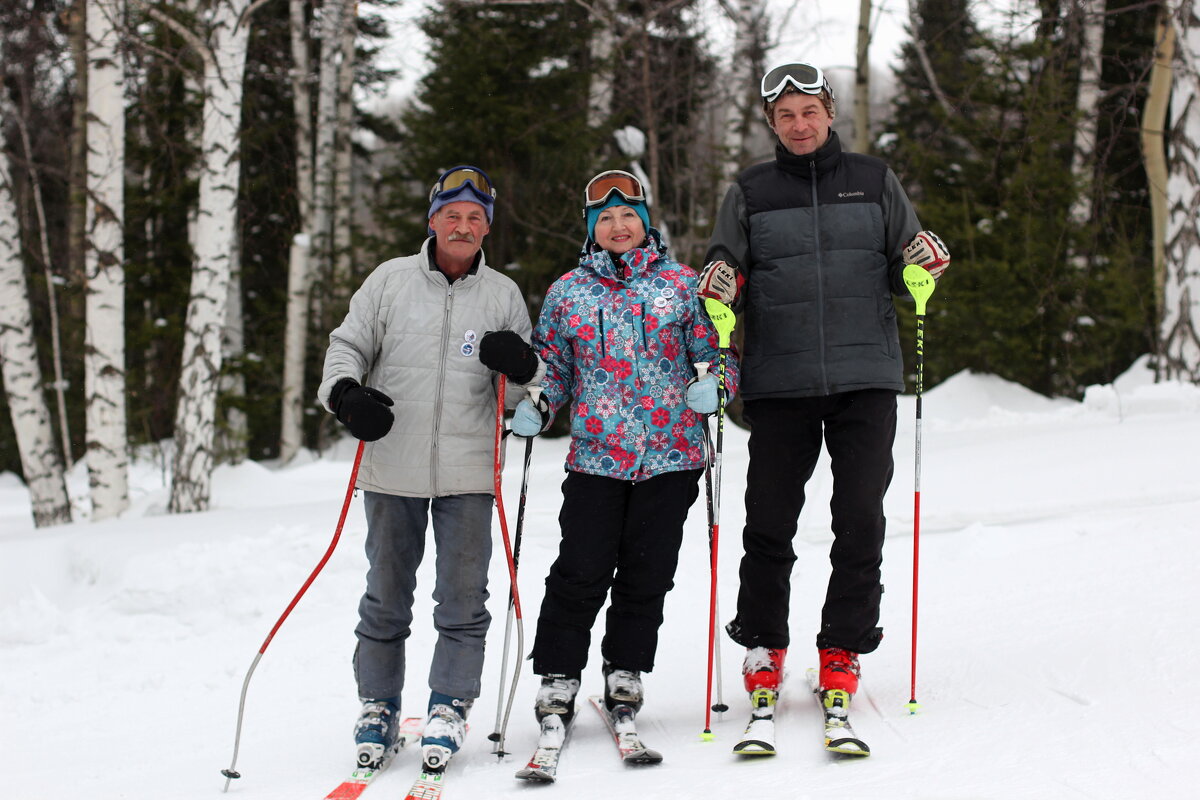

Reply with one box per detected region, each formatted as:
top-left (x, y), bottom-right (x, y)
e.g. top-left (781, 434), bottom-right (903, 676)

top-left (533, 230), bottom-right (740, 482)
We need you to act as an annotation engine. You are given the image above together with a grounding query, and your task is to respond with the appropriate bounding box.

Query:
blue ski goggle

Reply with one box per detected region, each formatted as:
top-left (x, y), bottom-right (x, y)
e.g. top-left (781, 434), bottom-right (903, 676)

top-left (429, 166), bottom-right (497, 203)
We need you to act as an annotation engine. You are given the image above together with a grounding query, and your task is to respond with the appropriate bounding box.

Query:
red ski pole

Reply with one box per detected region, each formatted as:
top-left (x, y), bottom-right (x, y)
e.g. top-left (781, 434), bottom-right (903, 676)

top-left (903, 264), bottom-right (936, 714)
top-left (221, 440), bottom-right (365, 789)
top-left (488, 378), bottom-right (525, 755)
top-left (701, 299), bottom-right (735, 740)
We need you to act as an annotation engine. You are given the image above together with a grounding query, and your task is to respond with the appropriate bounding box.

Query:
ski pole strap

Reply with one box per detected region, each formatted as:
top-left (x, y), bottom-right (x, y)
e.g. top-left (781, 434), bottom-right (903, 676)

top-left (903, 263), bottom-right (936, 315)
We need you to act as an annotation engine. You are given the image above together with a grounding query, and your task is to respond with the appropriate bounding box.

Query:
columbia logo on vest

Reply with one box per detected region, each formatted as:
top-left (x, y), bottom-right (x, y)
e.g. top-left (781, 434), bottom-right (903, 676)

top-left (838, 191), bottom-right (865, 198)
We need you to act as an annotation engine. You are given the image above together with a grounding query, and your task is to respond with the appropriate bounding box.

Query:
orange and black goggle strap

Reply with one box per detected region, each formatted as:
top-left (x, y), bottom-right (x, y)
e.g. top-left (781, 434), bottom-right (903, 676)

top-left (429, 166), bottom-right (497, 202)
top-left (760, 62), bottom-right (834, 103)
top-left (583, 170), bottom-right (646, 208)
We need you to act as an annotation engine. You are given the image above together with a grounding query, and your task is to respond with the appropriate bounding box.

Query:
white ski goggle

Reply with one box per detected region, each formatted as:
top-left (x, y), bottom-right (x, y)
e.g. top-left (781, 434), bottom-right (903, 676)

top-left (760, 62), bottom-right (835, 103)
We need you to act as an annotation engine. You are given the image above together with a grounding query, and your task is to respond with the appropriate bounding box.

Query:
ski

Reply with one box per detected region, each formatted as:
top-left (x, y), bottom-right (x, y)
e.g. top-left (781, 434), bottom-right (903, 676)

top-left (588, 696), bottom-right (663, 764)
top-left (515, 713), bottom-right (572, 782)
top-left (324, 717), bottom-right (423, 800)
top-left (401, 768), bottom-right (447, 800)
top-left (805, 668), bottom-right (870, 757)
top-left (732, 688), bottom-right (777, 756)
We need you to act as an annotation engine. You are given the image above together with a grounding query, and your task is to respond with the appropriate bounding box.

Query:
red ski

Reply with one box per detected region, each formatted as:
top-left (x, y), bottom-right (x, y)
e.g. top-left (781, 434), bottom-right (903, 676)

top-left (322, 717), bottom-right (422, 800)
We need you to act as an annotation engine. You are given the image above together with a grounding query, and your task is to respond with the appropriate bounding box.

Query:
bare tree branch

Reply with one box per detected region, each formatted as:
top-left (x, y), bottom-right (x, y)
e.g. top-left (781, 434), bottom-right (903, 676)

top-left (907, 0), bottom-right (955, 117)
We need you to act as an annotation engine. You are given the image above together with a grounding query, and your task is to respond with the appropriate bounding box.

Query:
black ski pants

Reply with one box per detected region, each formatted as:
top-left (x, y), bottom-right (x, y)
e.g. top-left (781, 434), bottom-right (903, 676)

top-left (531, 469), bottom-right (702, 677)
top-left (727, 389), bottom-right (896, 655)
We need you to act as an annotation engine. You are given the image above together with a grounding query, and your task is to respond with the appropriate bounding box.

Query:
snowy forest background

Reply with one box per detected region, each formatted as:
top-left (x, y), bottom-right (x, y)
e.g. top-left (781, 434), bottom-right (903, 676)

top-left (3, 0), bottom-right (1200, 530)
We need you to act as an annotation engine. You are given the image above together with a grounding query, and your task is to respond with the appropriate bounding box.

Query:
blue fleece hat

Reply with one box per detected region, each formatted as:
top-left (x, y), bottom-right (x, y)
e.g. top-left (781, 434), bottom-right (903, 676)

top-left (585, 194), bottom-right (651, 243)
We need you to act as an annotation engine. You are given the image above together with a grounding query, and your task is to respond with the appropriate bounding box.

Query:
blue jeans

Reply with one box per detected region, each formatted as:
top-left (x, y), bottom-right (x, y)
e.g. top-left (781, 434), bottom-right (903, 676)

top-left (353, 492), bottom-right (493, 702)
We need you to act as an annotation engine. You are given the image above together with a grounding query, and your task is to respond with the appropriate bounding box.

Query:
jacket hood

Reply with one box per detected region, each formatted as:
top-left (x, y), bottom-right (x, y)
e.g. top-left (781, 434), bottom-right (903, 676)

top-left (577, 226), bottom-right (671, 283)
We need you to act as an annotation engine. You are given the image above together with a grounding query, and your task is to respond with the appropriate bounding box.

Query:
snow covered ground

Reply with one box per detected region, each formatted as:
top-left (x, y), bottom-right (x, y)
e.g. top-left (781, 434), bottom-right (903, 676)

top-left (4, 358), bottom-right (1199, 799)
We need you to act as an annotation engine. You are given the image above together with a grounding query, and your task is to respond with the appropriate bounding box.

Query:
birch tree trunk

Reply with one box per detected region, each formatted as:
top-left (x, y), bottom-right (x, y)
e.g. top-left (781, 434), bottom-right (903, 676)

top-left (279, 0), bottom-right (314, 464)
top-left (1161, 0), bottom-right (1200, 382)
top-left (854, 0), bottom-right (872, 152)
top-left (0, 98), bottom-right (73, 528)
top-left (69, 0), bottom-right (88, 301)
top-left (85, 0), bottom-right (130, 520)
top-left (311, 0), bottom-right (345, 287)
top-left (332, 2), bottom-right (357, 298)
top-left (1068, 0), bottom-right (1105, 231)
top-left (281, 0), bottom-right (344, 464)
top-left (1058, 0), bottom-right (1107, 387)
top-left (169, 0), bottom-right (253, 512)
top-left (12, 98), bottom-right (73, 473)
top-left (720, 0), bottom-right (768, 183)
top-left (588, 0), bottom-right (616, 133)
top-left (216, 235), bottom-right (247, 465)
top-left (1143, 7), bottom-right (1174, 337)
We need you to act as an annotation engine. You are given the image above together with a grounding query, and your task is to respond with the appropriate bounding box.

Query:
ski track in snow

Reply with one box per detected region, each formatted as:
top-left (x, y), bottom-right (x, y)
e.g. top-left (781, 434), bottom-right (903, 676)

top-left (3, 366), bottom-right (1200, 799)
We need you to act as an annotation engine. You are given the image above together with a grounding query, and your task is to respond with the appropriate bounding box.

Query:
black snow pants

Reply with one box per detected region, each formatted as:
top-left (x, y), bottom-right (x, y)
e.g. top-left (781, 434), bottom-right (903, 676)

top-left (531, 469), bottom-right (702, 677)
top-left (725, 389), bottom-right (896, 655)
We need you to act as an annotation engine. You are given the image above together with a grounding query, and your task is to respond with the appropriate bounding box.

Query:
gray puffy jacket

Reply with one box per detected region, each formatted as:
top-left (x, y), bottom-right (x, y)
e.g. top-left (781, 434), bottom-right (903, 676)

top-left (707, 131), bottom-right (921, 400)
top-left (318, 238), bottom-right (539, 497)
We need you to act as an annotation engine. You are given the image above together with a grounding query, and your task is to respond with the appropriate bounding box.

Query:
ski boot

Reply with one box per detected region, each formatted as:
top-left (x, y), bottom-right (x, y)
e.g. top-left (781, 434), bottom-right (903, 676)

top-left (602, 662), bottom-right (643, 713)
top-left (818, 647), bottom-right (860, 695)
top-left (354, 697), bottom-right (401, 769)
top-left (421, 692), bottom-right (470, 772)
top-left (742, 646), bottom-right (786, 692)
top-left (535, 673), bottom-right (581, 725)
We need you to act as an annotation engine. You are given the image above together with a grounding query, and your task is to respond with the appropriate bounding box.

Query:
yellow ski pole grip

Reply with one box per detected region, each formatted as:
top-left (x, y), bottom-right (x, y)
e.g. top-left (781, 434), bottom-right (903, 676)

top-left (903, 263), bottom-right (936, 315)
top-left (703, 298), bottom-right (735, 348)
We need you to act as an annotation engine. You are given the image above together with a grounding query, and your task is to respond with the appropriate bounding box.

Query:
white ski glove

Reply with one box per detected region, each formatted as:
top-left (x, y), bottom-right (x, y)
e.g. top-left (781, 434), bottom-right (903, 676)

top-left (698, 260), bottom-right (744, 305)
top-left (902, 231), bottom-right (951, 281)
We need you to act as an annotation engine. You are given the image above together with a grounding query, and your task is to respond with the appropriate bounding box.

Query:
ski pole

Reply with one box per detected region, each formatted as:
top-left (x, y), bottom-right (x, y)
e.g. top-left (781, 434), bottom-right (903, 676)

top-left (701, 298), bottom-right (736, 740)
top-left (221, 439), bottom-right (365, 791)
top-left (698, 377), bottom-right (727, 724)
top-left (902, 264), bottom-right (936, 715)
top-left (487, 379), bottom-right (529, 756)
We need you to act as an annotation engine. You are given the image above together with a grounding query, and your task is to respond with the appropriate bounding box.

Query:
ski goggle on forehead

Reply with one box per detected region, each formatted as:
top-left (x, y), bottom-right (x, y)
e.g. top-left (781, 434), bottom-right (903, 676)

top-left (760, 62), bottom-right (835, 103)
top-left (583, 170), bottom-right (645, 208)
top-left (429, 166), bottom-right (497, 203)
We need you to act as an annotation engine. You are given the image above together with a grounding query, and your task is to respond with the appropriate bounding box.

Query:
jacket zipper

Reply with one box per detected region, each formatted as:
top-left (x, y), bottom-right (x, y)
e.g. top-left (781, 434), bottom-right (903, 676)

top-left (432, 280), bottom-right (455, 495)
top-left (811, 161), bottom-right (829, 394)
top-left (599, 307), bottom-right (607, 359)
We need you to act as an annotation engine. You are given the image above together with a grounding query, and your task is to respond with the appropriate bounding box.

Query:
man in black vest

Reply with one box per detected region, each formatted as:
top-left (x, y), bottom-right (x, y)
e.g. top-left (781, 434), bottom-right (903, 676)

top-left (700, 62), bottom-right (950, 740)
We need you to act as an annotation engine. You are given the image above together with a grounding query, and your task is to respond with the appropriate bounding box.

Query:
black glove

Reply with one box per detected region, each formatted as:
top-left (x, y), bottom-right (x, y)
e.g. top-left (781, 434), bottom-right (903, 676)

top-left (329, 377), bottom-right (394, 442)
top-left (478, 330), bottom-right (538, 384)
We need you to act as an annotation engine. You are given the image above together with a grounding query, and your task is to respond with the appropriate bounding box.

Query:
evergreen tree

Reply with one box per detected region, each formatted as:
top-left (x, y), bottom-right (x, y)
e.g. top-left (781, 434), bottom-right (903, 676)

top-left (124, 18), bottom-right (199, 448)
top-left (374, 0), bottom-right (600, 311)
top-left (882, 0), bottom-right (1156, 397)
top-left (606, 0), bottom-right (719, 267)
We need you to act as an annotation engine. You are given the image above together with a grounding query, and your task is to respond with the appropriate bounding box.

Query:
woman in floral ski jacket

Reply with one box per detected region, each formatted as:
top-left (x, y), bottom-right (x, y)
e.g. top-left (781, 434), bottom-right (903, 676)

top-left (509, 170), bottom-right (740, 730)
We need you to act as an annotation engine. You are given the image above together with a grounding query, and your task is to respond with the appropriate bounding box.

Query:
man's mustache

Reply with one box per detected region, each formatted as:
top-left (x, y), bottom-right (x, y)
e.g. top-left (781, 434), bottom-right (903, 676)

top-left (447, 232), bottom-right (476, 243)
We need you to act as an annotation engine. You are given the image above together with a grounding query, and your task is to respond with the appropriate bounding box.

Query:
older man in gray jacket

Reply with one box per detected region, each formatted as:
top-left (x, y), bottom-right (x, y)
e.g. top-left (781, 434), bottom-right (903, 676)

top-left (699, 63), bottom-right (950, 754)
top-left (318, 166), bottom-right (541, 772)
